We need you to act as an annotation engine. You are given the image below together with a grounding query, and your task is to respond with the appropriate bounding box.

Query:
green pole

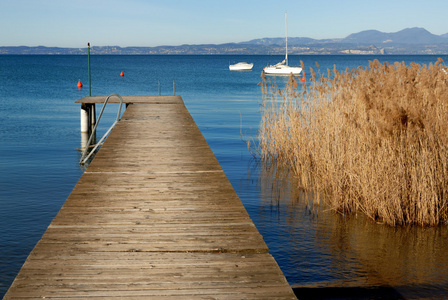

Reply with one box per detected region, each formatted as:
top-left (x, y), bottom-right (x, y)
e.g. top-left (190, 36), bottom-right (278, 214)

top-left (88, 42), bottom-right (91, 96)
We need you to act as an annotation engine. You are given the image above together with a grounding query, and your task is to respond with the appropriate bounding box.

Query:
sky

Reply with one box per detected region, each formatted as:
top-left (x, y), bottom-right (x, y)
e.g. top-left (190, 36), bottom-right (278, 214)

top-left (1, 0), bottom-right (447, 48)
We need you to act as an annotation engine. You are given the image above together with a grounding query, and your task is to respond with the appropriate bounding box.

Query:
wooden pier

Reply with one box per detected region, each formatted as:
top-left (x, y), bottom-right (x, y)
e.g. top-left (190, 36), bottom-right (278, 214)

top-left (4, 96), bottom-right (296, 299)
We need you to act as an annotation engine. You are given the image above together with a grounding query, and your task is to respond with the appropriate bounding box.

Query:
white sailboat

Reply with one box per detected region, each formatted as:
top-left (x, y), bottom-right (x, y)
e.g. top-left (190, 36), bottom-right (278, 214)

top-left (264, 12), bottom-right (302, 75)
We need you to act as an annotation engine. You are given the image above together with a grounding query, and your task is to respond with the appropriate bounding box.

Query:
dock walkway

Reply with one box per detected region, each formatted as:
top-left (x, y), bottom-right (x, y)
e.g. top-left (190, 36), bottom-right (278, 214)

top-left (5, 96), bottom-right (296, 299)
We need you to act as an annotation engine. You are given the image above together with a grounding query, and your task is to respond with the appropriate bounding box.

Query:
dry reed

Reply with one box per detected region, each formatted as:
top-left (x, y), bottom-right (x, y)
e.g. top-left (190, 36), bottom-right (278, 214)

top-left (259, 59), bottom-right (448, 226)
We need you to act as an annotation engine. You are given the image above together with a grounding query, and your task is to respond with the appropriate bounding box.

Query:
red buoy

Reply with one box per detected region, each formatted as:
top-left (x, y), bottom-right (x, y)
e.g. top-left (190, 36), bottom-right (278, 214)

top-left (77, 80), bottom-right (83, 88)
top-left (120, 71), bottom-right (124, 77)
top-left (301, 71), bottom-right (306, 82)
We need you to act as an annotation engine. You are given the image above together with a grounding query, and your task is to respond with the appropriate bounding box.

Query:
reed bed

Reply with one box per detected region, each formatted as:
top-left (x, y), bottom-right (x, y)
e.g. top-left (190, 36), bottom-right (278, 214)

top-left (259, 59), bottom-right (448, 226)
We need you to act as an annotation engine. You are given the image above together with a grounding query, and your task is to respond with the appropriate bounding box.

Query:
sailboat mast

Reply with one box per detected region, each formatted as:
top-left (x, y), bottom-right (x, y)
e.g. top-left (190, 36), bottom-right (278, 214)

top-left (285, 12), bottom-right (288, 66)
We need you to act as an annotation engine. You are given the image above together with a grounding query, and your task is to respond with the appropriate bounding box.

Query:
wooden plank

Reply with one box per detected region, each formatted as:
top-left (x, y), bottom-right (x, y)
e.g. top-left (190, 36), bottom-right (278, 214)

top-left (75, 95), bottom-right (183, 104)
top-left (4, 97), bottom-right (296, 299)
top-left (9, 253), bottom-right (291, 299)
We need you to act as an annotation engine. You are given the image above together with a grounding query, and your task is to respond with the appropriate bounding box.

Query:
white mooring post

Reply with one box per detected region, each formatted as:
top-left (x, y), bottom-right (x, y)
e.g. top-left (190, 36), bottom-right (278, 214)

top-left (80, 103), bottom-right (90, 133)
top-left (80, 132), bottom-right (89, 150)
top-left (81, 103), bottom-right (96, 133)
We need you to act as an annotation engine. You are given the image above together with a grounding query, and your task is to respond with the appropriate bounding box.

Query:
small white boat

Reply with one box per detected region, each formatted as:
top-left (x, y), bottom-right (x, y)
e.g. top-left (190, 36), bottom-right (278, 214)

top-left (229, 62), bottom-right (254, 71)
top-left (264, 12), bottom-right (302, 76)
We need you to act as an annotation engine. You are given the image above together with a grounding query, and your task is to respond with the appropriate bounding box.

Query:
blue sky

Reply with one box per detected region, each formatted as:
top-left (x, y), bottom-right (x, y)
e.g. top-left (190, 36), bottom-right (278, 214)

top-left (1, 0), bottom-right (447, 47)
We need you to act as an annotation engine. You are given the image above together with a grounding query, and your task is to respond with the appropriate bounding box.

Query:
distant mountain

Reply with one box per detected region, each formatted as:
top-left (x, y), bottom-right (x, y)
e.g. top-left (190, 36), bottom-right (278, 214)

top-left (236, 28), bottom-right (448, 54)
top-left (343, 27), bottom-right (448, 45)
top-left (242, 28), bottom-right (448, 47)
top-left (244, 37), bottom-right (322, 46)
top-left (1, 28), bottom-right (448, 55)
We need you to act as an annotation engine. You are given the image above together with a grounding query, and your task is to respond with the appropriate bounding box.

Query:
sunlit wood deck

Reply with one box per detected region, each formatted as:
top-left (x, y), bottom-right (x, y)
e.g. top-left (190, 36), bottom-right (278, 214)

top-left (4, 96), bottom-right (296, 299)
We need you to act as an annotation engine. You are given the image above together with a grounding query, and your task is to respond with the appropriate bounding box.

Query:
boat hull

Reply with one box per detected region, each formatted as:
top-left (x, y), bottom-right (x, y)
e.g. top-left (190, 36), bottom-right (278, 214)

top-left (263, 65), bottom-right (302, 75)
top-left (229, 62), bottom-right (253, 71)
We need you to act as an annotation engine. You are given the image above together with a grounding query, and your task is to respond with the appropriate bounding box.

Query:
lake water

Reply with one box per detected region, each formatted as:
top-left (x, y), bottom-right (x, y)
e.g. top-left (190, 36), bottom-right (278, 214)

top-left (1, 54), bottom-right (448, 299)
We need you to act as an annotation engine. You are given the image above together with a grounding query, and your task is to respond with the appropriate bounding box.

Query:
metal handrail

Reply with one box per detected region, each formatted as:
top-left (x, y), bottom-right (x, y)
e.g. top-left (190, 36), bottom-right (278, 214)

top-left (80, 93), bottom-right (124, 165)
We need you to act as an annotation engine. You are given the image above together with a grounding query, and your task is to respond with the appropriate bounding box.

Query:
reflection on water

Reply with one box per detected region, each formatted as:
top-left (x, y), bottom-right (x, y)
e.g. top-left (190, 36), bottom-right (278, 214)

top-left (256, 161), bottom-right (448, 299)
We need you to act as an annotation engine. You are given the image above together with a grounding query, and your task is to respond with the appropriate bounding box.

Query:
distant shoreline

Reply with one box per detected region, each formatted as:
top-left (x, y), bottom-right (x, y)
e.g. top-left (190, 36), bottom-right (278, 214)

top-left (1, 44), bottom-right (448, 56)
top-left (3, 28), bottom-right (448, 55)
top-left (1, 46), bottom-right (448, 56)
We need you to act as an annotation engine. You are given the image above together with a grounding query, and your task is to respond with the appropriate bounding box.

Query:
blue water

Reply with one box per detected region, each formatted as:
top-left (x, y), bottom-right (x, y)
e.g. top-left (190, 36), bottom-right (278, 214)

top-left (1, 54), bottom-right (448, 299)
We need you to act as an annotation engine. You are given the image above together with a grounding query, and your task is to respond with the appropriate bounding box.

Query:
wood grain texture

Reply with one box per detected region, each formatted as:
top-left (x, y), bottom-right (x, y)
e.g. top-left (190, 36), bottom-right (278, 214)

top-left (5, 97), bottom-right (296, 299)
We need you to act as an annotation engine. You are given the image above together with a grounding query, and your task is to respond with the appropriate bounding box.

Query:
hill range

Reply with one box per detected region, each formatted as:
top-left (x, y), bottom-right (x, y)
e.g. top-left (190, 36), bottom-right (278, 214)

top-left (1, 27), bottom-right (448, 55)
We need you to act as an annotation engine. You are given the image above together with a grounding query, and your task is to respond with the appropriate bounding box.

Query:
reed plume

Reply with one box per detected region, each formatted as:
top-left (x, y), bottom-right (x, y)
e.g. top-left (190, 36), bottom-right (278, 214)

top-left (259, 58), bottom-right (448, 226)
